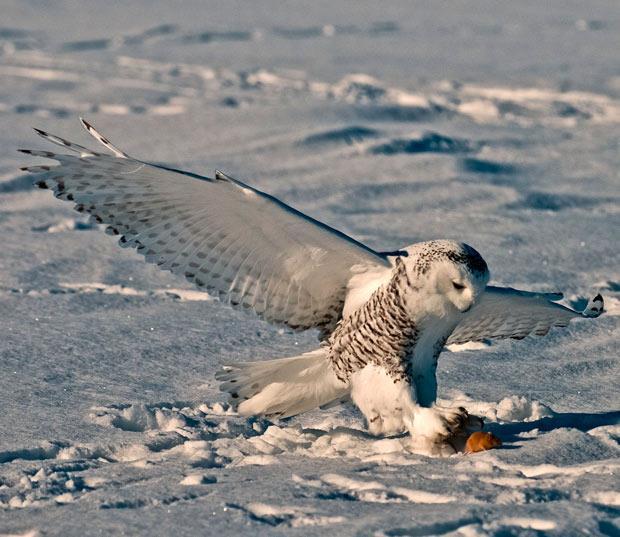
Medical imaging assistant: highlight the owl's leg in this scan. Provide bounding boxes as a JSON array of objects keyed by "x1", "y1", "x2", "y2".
[
  {"x1": 412, "y1": 366, "x2": 438, "y2": 408},
  {"x1": 350, "y1": 364, "x2": 417, "y2": 436},
  {"x1": 350, "y1": 364, "x2": 478, "y2": 451},
  {"x1": 411, "y1": 365, "x2": 482, "y2": 450}
]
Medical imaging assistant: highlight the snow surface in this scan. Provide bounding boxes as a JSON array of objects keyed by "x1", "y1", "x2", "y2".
[{"x1": 1, "y1": 1, "x2": 619, "y2": 535}]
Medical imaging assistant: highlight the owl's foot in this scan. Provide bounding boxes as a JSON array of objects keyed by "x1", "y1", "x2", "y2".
[
  {"x1": 412, "y1": 406, "x2": 475, "y2": 439},
  {"x1": 409, "y1": 406, "x2": 484, "y2": 455}
]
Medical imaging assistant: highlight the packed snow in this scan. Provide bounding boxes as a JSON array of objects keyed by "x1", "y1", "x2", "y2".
[{"x1": 1, "y1": 1, "x2": 618, "y2": 536}]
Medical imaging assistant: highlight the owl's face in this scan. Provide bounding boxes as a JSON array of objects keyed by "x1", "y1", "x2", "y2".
[
  {"x1": 400, "y1": 240, "x2": 490, "y2": 317},
  {"x1": 431, "y1": 258, "x2": 489, "y2": 313}
]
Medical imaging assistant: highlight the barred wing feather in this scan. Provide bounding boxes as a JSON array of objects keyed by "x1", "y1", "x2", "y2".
[
  {"x1": 20, "y1": 120, "x2": 390, "y2": 335},
  {"x1": 447, "y1": 286, "x2": 587, "y2": 345}
]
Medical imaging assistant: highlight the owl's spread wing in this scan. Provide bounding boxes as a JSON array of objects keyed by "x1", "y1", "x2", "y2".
[
  {"x1": 20, "y1": 119, "x2": 391, "y2": 335},
  {"x1": 446, "y1": 286, "x2": 603, "y2": 345}
]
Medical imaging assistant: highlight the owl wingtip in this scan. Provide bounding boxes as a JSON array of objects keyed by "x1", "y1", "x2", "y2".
[{"x1": 582, "y1": 293, "x2": 604, "y2": 318}]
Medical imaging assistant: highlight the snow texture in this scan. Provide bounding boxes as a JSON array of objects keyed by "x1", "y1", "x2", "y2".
[{"x1": 1, "y1": 1, "x2": 619, "y2": 536}]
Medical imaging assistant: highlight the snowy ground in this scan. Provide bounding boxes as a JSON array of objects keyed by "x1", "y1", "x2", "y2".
[{"x1": 1, "y1": 1, "x2": 619, "y2": 535}]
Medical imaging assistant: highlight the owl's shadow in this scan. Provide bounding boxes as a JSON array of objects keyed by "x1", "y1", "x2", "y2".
[{"x1": 485, "y1": 410, "x2": 620, "y2": 444}]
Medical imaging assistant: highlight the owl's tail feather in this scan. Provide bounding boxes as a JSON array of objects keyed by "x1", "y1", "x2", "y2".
[{"x1": 216, "y1": 349, "x2": 349, "y2": 419}]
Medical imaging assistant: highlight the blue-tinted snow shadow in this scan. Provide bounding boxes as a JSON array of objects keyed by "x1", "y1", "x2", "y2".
[
  {"x1": 299, "y1": 125, "x2": 382, "y2": 147},
  {"x1": 459, "y1": 157, "x2": 519, "y2": 176},
  {"x1": 0, "y1": 173, "x2": 33, "y2": 194},
  {"x1": 369, "y1": 132, "x2": 478, "y2": 154},
  {"x1": 486, "y1": 410, "x2": 620, "y2": 443},
  {"x1": 377, "y1": 518, "x2": 482, "y2": 537},
  {"x1": 505, "y1": 191, "x2": 615, "y2": 211}
]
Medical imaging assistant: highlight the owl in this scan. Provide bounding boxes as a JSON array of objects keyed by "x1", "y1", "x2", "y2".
[{"x1": 20, "y1": 120, "x2": 603, "y2": 452}]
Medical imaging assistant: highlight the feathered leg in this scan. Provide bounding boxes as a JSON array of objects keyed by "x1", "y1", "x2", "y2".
[{"x1": 350, "y1": 364, "x2": 480, "y2": 453}]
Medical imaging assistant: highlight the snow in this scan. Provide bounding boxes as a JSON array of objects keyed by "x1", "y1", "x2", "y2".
[{"x1": 1, "y1": 1, "x2": 619, "y2": 535}]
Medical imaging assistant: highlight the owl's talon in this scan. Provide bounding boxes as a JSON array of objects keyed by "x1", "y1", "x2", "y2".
[{"x1": 411, "y1": 405, "x2": 477, "y2": 446}]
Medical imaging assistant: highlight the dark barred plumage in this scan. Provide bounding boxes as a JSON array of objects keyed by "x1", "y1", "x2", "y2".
[
  {"x1": 327, "y1": 258, "x2": 418, "y2": 383},
  {"x1": 413, "y1": 242, "x2": 488, "y2": 277}
]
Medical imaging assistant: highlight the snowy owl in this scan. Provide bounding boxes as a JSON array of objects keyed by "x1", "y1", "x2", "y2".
[{"x1": 20, "y1": 120, "x2": 604, "y2": 451}]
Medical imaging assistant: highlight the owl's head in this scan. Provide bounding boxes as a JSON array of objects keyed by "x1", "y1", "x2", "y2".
[{"x1": 398, "y1": 240, "x2": 490, "y2": 315}]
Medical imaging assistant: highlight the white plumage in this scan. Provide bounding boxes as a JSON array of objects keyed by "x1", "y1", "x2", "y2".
[{"x1": 20, "y1": 120, "x2": 604, "y2": 451}]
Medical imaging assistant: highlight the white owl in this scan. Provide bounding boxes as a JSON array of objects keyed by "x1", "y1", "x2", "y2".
[{"x1": 20, "y1": 120, "x2": 604, "y2": 452}]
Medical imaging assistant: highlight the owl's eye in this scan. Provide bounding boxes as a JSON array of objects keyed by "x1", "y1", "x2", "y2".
[{"x1": 452, "y1": 281, "x2": 465, "y2": 291}]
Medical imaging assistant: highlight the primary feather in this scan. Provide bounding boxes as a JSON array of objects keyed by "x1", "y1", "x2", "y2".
[
  {"x1": 446, "y1": 286, "x2": 582, "y2": 344},
  {"x1": 21, "y1": 120, "x2": 390, "y2": 335}
]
